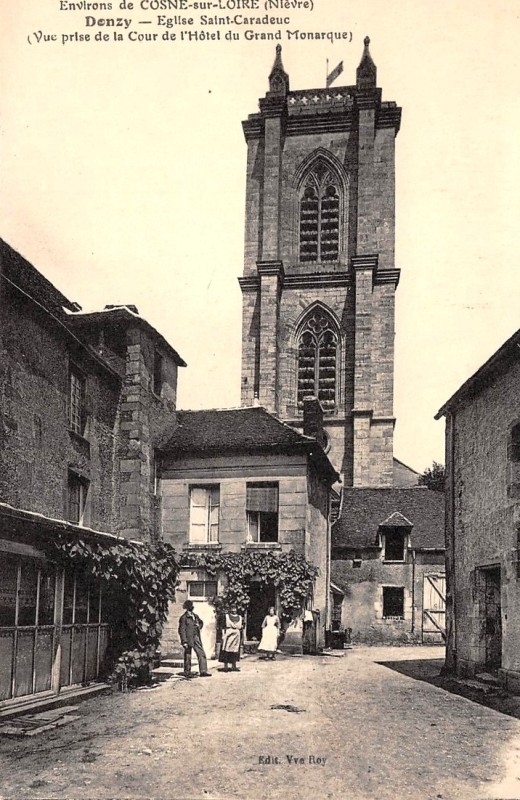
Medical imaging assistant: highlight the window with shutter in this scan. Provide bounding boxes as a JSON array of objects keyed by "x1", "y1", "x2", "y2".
[
  {"x1": 68, "y1": 472, "x2": 90, "y2": 526},
  {"x1": 189, "y1": 486, "x2": 220, "y2": 544},
  {"x1": 246, "y1": 483, "x2": 279, "y2": 543}
]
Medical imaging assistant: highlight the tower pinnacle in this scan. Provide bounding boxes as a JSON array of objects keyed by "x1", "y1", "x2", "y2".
[
  {"x1": 268, "y1": 44, "x2": 290, "y2": 95},
  {"x1": 356, "y1": 35, "x2": 377, "y2": 90}
]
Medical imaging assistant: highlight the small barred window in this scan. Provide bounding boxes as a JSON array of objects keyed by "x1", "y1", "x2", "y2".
[
  {"x1": 299, "y1": 163, "x2": 340, "y2": 263},
  {"x1": 297, "y1": 309, "x2": 337, "y2": 412}
]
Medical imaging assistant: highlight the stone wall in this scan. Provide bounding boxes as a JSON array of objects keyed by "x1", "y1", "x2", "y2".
[
  {"x1": 160, "y1": 455, "x2": 309, "y2": 553},
  {"x1": 116, "y1": 326, "x2": 178, "y2": 540},
  {"x1": 446, "y1": 358, "x2": 520, "y2": 678},
  {"x1": 0, "y1": 283, "x2": 120, "y2": 530},
  {"x1": 333, "y1": 551, "x2": 445, "y2": 644},
  {"x1": 0, "y1": 276, "x2": 179, "y2": 541}
]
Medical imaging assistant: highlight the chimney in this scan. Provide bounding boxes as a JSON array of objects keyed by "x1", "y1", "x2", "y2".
[{"x1": 303, "y1": 397, "x2": 326, "y2": 449}]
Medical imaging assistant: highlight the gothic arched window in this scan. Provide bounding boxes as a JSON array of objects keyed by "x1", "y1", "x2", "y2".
[
  {"x1": 297, "y1": 309, "x2": 338, "y2": 412},
  {"x1": 299, "y1": 163, "x2": 340, "y2": 263}
]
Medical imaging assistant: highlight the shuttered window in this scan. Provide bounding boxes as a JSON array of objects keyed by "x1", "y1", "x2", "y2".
[
  {"x1": 246, "y1": 483, "x2": 279, "y2": 543},
  {"x1": 68, "y1": 472, "x2": 90, "y2": 526},
  {"x1": 189, "y1": 486, "x2": 220, "y2": 544},
  {"x1": 246, "y1": 485, "x2": 279, "y2": 513}
]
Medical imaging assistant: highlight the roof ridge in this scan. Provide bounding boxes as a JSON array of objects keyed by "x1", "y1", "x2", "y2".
[{"x1": 178, "y1": 405, "x2": 261, "y2": 414}]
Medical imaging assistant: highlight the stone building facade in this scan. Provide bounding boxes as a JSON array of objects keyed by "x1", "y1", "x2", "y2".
[
  {"x1": 436, "y1": 329, "x2": 520, "y2": 690},
  {"x1": 0, "y1": 239, "x2": 184, "y2": 712},
  {"x1": 331, "y1": 488, "x2": 445, "y2": 644},
  {"x1": 239, "y1": 40, "x2": 401, "y2": 487},
  {"x1": 157, "y1": 402, "x2": 338, "y2": 657},
  {"x1": 0, "y1": 239, "x2": 184, "y2": 540}
]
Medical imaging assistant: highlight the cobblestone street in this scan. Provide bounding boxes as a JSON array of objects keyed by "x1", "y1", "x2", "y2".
[{"x1": 1, "y1": 646, "x2": 520, "y2": 800}]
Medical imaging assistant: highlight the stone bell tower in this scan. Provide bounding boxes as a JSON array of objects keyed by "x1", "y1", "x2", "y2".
[{"x1": 238, "y1": 40, "x2": 402, "y2": 487}]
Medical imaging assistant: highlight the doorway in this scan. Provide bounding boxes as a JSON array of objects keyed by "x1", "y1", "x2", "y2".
[
  {"x1": 246, "y1": 583, "x2": 275, "y2": 640},
  {"x1": 482, "y1": 567, "x2": 502, "y2": 671}
]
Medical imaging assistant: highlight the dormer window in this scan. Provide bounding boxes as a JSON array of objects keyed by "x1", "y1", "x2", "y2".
[{"x1": 383, "y1": 528, "x2": 407, "y2": 562}]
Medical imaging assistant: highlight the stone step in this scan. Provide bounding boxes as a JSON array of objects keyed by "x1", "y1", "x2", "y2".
[
  {"x1": 159, "y1": 659, "x2": 184, "y2": 669},
  {"x1": 152, "y1": 666, "x2": 179, "y2": 675},
  {"x1": 475, "y1": 672, "x2": 500, "y2": 686}
]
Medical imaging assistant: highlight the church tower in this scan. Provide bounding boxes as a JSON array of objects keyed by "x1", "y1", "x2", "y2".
[{"x1": 239, "y1": 40, "x2": 401, "y2": 487}]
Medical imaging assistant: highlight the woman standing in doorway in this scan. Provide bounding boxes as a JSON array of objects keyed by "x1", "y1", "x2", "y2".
[
  {"x1": 219, "y1": 606, "x2": 243, "y2": 672},
  {"x1": 258, "y1": 606, "x2": 280, "y2": 660}
]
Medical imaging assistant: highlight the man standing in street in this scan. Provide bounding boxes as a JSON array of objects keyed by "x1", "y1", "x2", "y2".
[{"x1": 178, "y1": 600, "x2": 212, "y2": 679}]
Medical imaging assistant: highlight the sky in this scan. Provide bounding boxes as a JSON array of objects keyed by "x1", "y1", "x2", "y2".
[{"x1": 1, "y1": 1, "x2": 519, "y2": 472}]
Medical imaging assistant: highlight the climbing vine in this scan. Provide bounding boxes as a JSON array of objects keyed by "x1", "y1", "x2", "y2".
[
  {"x1": 49, "y1": 533, "x2": 180, "y2": 686},
  {"x1": 180, "y1": 550, "x2": 318, "y2": 620},
  {"x1": 46, "y1": 536, "x2": 317, "y2": 686}
]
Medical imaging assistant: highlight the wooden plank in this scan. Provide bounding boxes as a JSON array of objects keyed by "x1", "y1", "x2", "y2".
[
  {"x1": 423, "y1": 610, "x2": 446, "y2": 638},
  {"x1": 425, "y1": 574, "x2": 446, "y2": 604},
  {"x1": 0, "y1": 540, "x2": 46, "y2": 560}
]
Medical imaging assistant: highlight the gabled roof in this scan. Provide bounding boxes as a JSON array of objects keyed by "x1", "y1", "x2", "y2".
[
  {"x1": 1, "y1": 238, "x2": 78, "y2": 316},
  {"x1": 436, "y1": 327, "x2": 520, "y2": 418},
  {"x1": 1, "y1": 238, "x2": 186, "y2": 368},
  {"x1": 65, "y1": 307, "x2": 186, "y2": 367},
  {"x1": 158, "y1": 406, "x2": 339, "y2": 483},
  {"x1": 380, "y1": 511, "x2": 413, "y2": 528},
  {"x1": 332, "y1": 487, "x2": 445, "y2": 550}
]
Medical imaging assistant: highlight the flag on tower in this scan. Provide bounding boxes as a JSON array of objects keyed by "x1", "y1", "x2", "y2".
[{"x1": 326, "y1": 61, "x2": 344, "y2": 88}]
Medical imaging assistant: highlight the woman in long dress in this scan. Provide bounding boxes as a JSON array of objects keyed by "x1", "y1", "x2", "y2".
[
  {"x1": 258, "y1": 606, "x2": 280, "y2": 660},
  {"x1": 219, "y1": 606, "x2": 243, "y2": 672}
]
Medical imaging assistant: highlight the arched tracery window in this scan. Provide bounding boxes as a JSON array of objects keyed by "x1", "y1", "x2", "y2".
[
  {"x1": 297, "y1": 308, "x2": 337, "y2": 412},
  {"x1": 299, "y1": 162, "x2": 340, "y2": 263}
]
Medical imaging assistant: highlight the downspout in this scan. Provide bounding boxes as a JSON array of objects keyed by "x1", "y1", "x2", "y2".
[
  {"x1": 441, "y1": 409, "x2": 456, "y2": 674},
  {"x1": 411, "y1": 547, "x2": 416, "y2": 636},
  {"x1": 449, "y1": 410, "x2": 457, "y2": 671}
]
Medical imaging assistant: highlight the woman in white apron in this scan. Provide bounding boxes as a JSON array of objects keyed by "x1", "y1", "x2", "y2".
[
  {"x1": 219, "y1": 606, "x2": 243, "y2": 672},
  {"x1": 258, "y1": 606, "x2": 280, "y2": 660}
]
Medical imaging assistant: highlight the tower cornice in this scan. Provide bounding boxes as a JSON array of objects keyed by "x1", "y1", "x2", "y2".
[
  {"x1": 257, "y1": 259, "x2": 285, "y2": 281},
  {"x1": 352, "y1": 254, "x2": 379, "y2": 272},
  {"x1": 374, "y1": 268, "x2": 400, "y2": 288}
]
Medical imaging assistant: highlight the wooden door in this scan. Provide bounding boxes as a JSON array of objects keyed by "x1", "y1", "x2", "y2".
[
  {"x1": 484, "y1": 567, "x2": 502, "y2": 670},
  {"x1": 422, "y1": 574, "x2": 446, "y2": 643}
]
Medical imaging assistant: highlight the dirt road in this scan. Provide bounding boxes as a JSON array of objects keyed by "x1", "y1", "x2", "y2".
[{"x1": 1, "y1": 646, "x2": 520, "y2": 800}]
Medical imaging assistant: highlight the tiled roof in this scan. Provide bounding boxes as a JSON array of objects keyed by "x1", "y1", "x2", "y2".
[
  {"x1": 159, "y1": 407, "x2": 339, "y2": 483},
  {"x1": 66, "y1": 308, "x2": 186, "y2": 367},
  {"x1": 333, "y1": 487, "x2": 445, "y2": 551},
  {"x1": 160, "y1": 407, "x2": 313, "y2": 453},
  {"x1": 380, "y1": 511, "x2": 413, "y2": 528},
  {"x1": 1, "y1": 239, "x2": 186, "y2": 368},
  {"x1": 1, "y1": 238, "x2": 77, "y2": 316}
]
